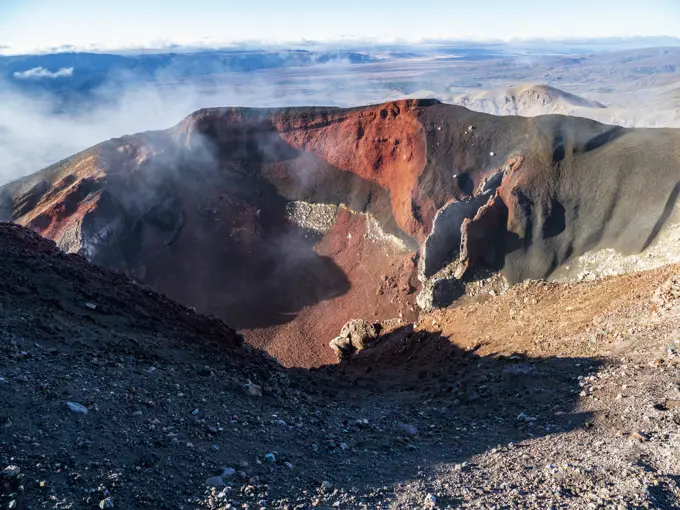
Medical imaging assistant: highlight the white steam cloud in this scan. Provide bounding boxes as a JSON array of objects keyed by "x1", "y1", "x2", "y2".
[
  {"x1": 13, "y1": 67, "x2": 75, "y2": 79},
  {"x1": 0, "y1": 82, "x2": 227, "y2": 183},
  {"x1": 0, "y1": 61, "x2": 389, "y2": 185}
]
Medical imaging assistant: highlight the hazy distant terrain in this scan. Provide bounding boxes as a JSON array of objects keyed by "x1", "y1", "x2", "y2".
[
  {"x1": 1, "y1": 41, "x2": 680, "y2": 183},
  {"x1": 429, "y1": 83, "x2": 680, "y2": 128}
]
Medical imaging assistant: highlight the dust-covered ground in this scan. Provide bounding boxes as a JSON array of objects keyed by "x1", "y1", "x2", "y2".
[{"x1": 1, "y1": 222, "x2": 680, "y2": 509}]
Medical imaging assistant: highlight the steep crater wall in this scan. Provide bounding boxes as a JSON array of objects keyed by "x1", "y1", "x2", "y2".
[{"x1": 2, "y1": 101, "x2": 680, "y2": 365}]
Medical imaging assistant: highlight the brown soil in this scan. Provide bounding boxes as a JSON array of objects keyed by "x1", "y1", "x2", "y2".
[
  {"x1": 245, "y1": 208, "x2": 419, "y2": 367},
  {"x1": 422, "y1": 268, "x2": 679, "y2": 359}
]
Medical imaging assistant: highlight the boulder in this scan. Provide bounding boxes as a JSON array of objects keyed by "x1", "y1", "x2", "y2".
[{"x1": 329, "y1": 319, "x2": 380, "y2": 360}]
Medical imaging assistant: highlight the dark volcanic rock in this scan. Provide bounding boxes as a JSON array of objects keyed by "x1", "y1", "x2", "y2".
[{"x1": 1, "y1": 100, "x2": 680, "y2": 363}]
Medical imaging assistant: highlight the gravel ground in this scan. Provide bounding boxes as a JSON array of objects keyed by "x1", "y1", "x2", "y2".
[{"x1": 1, "y1": 223, "x2": 679, "y2": 509}]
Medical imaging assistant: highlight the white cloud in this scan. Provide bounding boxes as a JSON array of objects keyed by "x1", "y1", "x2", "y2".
[
  {"x1": 0, "y1": 57, "x2": 388, "y2": 185},
  {"x1": 13, "y1": 67, "x2": 74, "y2": 79}
]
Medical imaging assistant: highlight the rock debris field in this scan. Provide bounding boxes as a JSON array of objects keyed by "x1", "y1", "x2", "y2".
[{"x1": 0, "y1": 222, "x2": 679, "y2": 509}]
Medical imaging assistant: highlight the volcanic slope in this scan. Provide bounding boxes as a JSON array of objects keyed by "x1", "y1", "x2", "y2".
[
  {"x1": 2, "y1": 99, "x2": 680, "y2": 366},
  {"x1": 1, "y1": 222, "x2": 680, "y2": 509},
  {"x1": 447, "y1": 83, "x2": 680, "y2": 128},
  {"x1": 451, "y1": 84, "x2": 607, "y2": 117}
]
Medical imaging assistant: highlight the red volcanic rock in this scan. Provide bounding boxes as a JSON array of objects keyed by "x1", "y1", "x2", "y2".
[
  {"x1": 275, "y1": 100, "x2": 430, "y2": 240},
  {"x1": 2, "y1": 101, "x2": 680, "y2": 365}
]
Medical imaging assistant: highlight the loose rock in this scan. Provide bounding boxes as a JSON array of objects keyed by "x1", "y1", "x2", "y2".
[
  {"x1": 329, "y1": 319, "x2": 379, "y2": 360},
  {"x1": 424, "y1": 493, "x2": 437, "y2": 508},
  {"x1": 205, "y1": 476, "x2": 227, "y2": 488},
  {"x1": 244, "y1": 381, "x2": 263, "y2": 397},
  {"x1": 66, "y1": 402, "x2": 88, "y2": 414},
  {"x1": 0, "y1": 466, "x2": 20, "y2": 479},
  {"x1": 99, "y1": 497, "x2": 114, "y2": 509}
]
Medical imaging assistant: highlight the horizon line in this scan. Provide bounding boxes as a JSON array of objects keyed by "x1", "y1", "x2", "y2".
[{"x1": 2, "y1": 34, "x2": 680, "y2": 57}]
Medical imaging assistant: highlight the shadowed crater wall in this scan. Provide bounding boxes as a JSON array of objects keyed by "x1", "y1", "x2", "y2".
[{"x1": 1, "y1": 100, "x2": 680, "y2": 364}]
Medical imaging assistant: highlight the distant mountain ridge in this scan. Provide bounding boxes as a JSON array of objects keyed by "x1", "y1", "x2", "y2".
[
  {"x1": 0, "y1": 49, "x2": 377, "y2": 100},
  {"x1": 451, "y1": 84, "x2": 607, "y2": 116},
  {"x1": 394, "y1": 83, "x2": 680, "y2": 128}
]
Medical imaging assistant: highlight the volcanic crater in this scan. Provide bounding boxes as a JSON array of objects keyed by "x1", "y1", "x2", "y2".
[{"x1": 2, "y1": 99, "x2": 680, "y2": 366}]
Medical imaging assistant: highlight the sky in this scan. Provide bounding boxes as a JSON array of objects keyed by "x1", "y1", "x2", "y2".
[{"x1": 1, "y1": 0, "x2": 679, "y2": 54}]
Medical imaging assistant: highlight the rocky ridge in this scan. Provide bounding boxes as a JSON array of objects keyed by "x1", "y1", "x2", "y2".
[{"x1": 2, "y1": 100, "x2": 680, "y2": 367}]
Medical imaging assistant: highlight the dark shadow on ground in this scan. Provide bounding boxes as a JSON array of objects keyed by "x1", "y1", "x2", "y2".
[
  {"x1": 95, "y1": 121, "x2": 415, "y2": 330},
  {"x1": 0, "y1": 228, "x2": 607, "y2": 508},
  {"x1": 127, "y1": 172, "x2": 353, "y2": 329},
  {"x1": 297, "y1": 325, "x2": 602, "y2": 496},
  {"x1": 642, "y1": 181, "x2": 680, "y2": 251}
]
